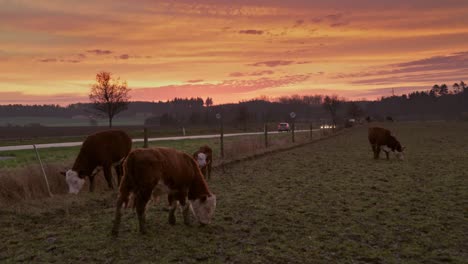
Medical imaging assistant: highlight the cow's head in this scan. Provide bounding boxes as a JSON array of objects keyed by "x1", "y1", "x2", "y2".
[
  {"x1": 395, "y1": 145, "x2": 405, "y2": 160},
  {"x1": 389, "y1": 136, "x2": 405, "y2": 161},
  {"x1": 60, "y1": 169, "x2": 85, "y2": 194},
  {"x1": 191, "y1": 194, "x2": 216, "y2": 225},
  {"x1": 196, "y1": 152, "x2": 208, "y2": 168}
]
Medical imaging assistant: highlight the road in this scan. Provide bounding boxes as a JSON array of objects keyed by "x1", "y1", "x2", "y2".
[{"x1": 0, "y1": 129, "x2": 319, "y2": 152}]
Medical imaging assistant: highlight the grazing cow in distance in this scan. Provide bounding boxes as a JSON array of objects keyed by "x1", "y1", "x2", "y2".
[
  {"x1": 368, "y1": 127, "x2": 405, "y2": 160},
  {"x1": 386, "y1": 116, "x2": 394, "y2": 122},
  {"x1": 61, "y1": 130, "x2": 132, "y2": 194},
  {"x1": 193, "y1": 145, "x2": 213, "y2": 179},
  {"x1": 111, "y1": 147, "x2": 216, "y2": 236}
]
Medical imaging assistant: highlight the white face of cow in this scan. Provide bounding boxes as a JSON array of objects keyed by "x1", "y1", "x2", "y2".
[
  {"x1": 395, "y1": 151, "x2": 404, "y2": 161},
  {"x1": 191, "y1": 195, "x2": 216, "y2": 225},
  {"x1": 196, "y1": 153, "x2": 207, "y2": 168},
  {"x1": 65, "y1": 169, "x2": 85, "y2": 194}
]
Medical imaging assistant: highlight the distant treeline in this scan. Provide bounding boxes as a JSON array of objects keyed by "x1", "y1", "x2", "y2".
[{"x1": 1, "y1": 82, "x2": 467, "y2": 127}]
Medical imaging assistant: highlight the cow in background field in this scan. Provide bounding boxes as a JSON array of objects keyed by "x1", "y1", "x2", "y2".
[
  {"x1": 61, "y1": 130, "x2": 132, "y2": 194},
  {"x1": 368, "y1": 127, "x2": 405, "y2": 160},
  {"x1": 193, "y1": 145, "x2": 213, "y2": 179},
  {"x1": 111, "y1": 147, "x2": 216, "y2": 236}
]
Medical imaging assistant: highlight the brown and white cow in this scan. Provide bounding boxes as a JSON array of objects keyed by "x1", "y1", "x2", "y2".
[
  {"x1": 111, "y1": 147, "x2": 216, "y2": 236},
  {"x1": 368, "y1": 127, "x2": 405, "y2": 160},
  {"x1": 62, "y1": 129, "x2": 132, "y2": 194},
  {"x1": 193, "y1": 145, "x2": 213, "y2": 179}
]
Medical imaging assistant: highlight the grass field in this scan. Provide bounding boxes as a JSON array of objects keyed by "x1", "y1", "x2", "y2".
[
  {"x1": 0, "y1": 116, "x2": 148, "y2": 127},
  {"x1": 0, "y1": 122, "x2": 466, "y2": 263}
]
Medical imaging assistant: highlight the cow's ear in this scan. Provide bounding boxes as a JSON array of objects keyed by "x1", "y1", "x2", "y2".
[
  {"x1": 60, "y1": 171, "x2": 66, "y2": 176},
  {"x1": 200, "y1": 196, "x2": 207, "y2": 203}
]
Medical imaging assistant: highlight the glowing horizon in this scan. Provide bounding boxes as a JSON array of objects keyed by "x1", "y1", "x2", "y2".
[{"x1": 1, "y1": 0, "x2": 467, "y2": 105}]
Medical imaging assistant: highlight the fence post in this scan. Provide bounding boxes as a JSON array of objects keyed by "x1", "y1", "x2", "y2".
[
  {"x1": 264, "y1": 123, "x2": 268, "y2": 148},
  {"x1": 33, "y1": 145, "x2": 52, "y2": 197},
  {"x1": 143, "y1": 127, "x2": 148, "y2": 148},
  {"x1": 309, "y1": 123, "x2": 313, "y2": 141},
  {"x1": 292, "y1": 121, "x2": 295, "y2": 143},
  {"x1": 220, "y1": 117, "x2": 224, "y2": 158}
]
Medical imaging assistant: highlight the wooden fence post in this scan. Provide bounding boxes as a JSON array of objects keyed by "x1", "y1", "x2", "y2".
[
  {"x1": 33, "y1": 145, "x2": 52, "y2": 197},
  {"x1": 220, "y1": 118, "x2": 224, "y2": 158},
  {"x1": 309, "y1": 123, "x2": 313, "y2": 141},
  {"x1": 292, "y1": 121, "x2": 295, "y2": 143},
  {"x1": 143, "y1": 127, "x2": 148, "y2": 148}
]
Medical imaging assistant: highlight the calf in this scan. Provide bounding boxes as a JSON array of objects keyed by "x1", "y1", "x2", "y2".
[
  {"x1": 111, "y1": 147, "x2": 216, "y2": 236},
  {"x1": 62, "y1": 130, "x2": 132, "y2": 194},
  {"x1": 368, "y1": 127, "x2": 405, "y2": 160},
  {"x1": 193, "y1": 145, "x2": 213, "y2": 179}
]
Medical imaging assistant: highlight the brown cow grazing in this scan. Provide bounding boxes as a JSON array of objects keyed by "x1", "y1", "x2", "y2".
[
  {"x1": 193, "y1": 145, "x2": 213, "y2": 179},
  {"x1": 111, "y1": 147, "x2": 216, "y2": 236},
  {"x1": 368, "y1": 127, "x2": 405, "y2": 160},
  {"x1": 62, "y1": 130, "x2": 132, "y2": 194}
]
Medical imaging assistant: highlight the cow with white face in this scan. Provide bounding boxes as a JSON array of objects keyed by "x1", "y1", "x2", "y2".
[
  {"x1": 61, "y1": 130, "x2": 132, "y2": 194},
  {"x1": 111, "y1": 147, "x2": 217, "y2": 236},
  {"x1": 193, "y1": 145, "x2": 213, "y2": 179},
  {"x1": 369, "y1": 127, "x2": 405, "y2": 160}
]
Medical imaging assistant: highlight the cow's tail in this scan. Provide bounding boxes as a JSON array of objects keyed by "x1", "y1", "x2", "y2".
[{"x1": 117, "y1": 153, "x2": 136, "y2": 209}]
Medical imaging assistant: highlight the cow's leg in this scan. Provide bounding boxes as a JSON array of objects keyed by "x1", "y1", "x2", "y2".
[
  {"x1": 103, "y1": 165, "x2": 114, "y2": 189},
  {"x1": 111, "y1": 194, "x2": 125, "y2": 237},
  {"x1": 114, "y1": 163, "x2": 123, "y2": 187},
  {"x1": 89, "y1": 175, "x2": 95, "y2": 192},
  {"x1": 384, "y1": 151, "x2": 390, "y2": 160},
  {"x1": 135, "y1": 189, "x2": 152, "y2": 234},
  {"x1": 177, "y1": 190, "x2": 193, "y2": 226},
  {"x1": 372, "y1": 145, "x2": 381, "y2": 159},
  {"x1": 168, "y1": 193, "x2": 178, "y2": 225}
]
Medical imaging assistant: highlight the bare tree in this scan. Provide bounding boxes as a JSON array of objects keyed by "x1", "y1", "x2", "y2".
[
  {"x1": 322, "y1": 95, "x2": 342, "y2": 126},
  {"x1": 89, "y1": 71, "x2": 131, "y2": 128},
  {"x1": 205, "y1": 97, "x2": 213, "y2": 107}
]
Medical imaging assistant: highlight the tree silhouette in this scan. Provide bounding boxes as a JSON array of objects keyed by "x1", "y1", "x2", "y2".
[
  {"x1": 205, "y1": 97, "x2": 214, "y2": 107},
  {"x1": 89, "y1": 71, "x2": 131, "y2": 128},
  {"x1": 322, "y1": 95, "x2": 342, "y2": 126}
]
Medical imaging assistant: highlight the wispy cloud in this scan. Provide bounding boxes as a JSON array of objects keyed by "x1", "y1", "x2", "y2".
[
  {"x1": 131, "y1": 74, "x2": 311, "y2": 101},
  {"x1": 186, "y1": 79, "x2": 204, "y2": 83},
  {"x1": 229, "y1": 70, "x2": 274, "y2": 77},
  {"x1": 239, "y1": 29, "x2": 264, "y2": 35},
  {"x1": 86, "y1": 49, "x2": 113, "y2": 55},
  {"x1": 0, "y1": 91, "x2": 88, "y2": 105}
]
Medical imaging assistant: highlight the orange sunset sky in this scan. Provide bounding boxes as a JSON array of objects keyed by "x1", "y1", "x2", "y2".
[{"x1": 0, "y1": 0, "x2": 467, "y2": 105}]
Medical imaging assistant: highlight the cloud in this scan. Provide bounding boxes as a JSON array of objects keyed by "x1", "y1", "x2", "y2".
[
  {"x1": 229, "y1": 70, "x2": 274, "y2": 77},
  {"x1": 38, "y1": 58, "x2": 57, "y2": 63},
  {"x1": 118, "y1": 54, "x2": 130, "y2": 60},
  {"x1": 186, "y1": 79, "x2": 204, "y2": 83},
  {"x1": 0, "y1": 91, "x2": 88, "y2": 105},
  {"x1": 248, "y1": 60, "x2": 295, "y2": 67},
  {"x1": 131, "y1": 74, "x2": 311, "y2": 101},
  {"x1": 248, "y1": 60, "x2": 311, "y2": 67},
  {"x1": 335, "y1": 51, "x2": 468, "y2": 85},
  {"x1": 239, "y1": 29, "x2": 264, "y2": 35},
  {"x1": 86, "y1": 49, "x2": 113, "y2": 55}
]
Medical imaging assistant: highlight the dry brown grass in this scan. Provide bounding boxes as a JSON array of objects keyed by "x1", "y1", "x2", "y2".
[{"x1": 0, "y1": 162, "x2": 115, "y2": 205}]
